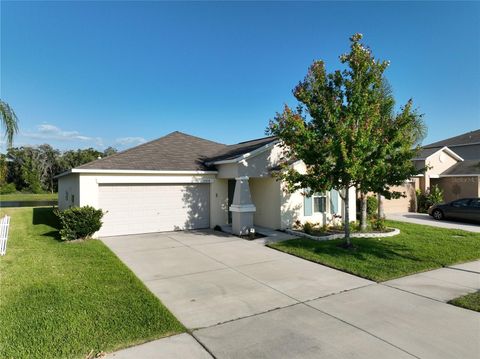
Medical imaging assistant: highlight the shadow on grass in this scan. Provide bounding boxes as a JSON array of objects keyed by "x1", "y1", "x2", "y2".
[
  {"x1": 278, "y1": 238, "x2": 421, "y2": 263},
  {"x1": 32, "y1": 207, "x2": 61, "y2": 241}
]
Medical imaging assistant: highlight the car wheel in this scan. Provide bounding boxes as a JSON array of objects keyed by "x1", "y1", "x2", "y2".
[{"x1": 432, "y1": 209, "x2": 443, "y2": 220}]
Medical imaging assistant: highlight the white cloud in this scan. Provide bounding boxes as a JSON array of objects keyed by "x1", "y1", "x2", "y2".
[
  {"x1": 21, "y1": 123, "x2": 104, "y2": 147},
  {"x1": 115, "y1": 137, "x2": 146, "y2": 146}
]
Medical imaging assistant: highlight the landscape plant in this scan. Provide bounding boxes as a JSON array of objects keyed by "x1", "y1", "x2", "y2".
[
  {"x1": 55, "y1": 206, "x2": 105, "y2": 241},
  {"x1": 268, "y1": 33, "x2": 425, "y2": 247}
]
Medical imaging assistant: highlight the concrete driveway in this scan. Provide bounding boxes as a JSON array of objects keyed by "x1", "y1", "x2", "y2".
[
  {"x1": 103, "y1": 230, "x2": 480, "y2": 359},
  {"x1": 387, "y1": 212, "x2": 480, "y2": 232}
]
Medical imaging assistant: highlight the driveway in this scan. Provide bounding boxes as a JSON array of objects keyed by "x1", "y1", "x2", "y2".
[
  {"x1": 104, "y1": 230, "x2": 480, "y2": 359},
  {"x1": 387, "y1": 212, "x2": 480, "y2": 232}
]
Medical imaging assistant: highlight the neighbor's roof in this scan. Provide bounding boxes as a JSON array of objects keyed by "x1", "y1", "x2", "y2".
[
  {"x1": 424, "y1": 129, "x2": 480, "y2": 148},
  {"x1": 76, "y1": 131, "x2": 227, "y2": 171},
  {"x1": 440, "y1": 160, "x2": 480, "y2": 176},
  {"x1": 73, "y1": 131, "x2": 278, "y2": 172},
  {"x1": 413, "y1": 146, "x2": 463, "y2": 161}
]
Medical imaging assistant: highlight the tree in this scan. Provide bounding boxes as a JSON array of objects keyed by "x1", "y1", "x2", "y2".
[
  {"x1": 37, "y1": 144, "x2": 61, "y2": 193},
  {"x1": 0, "y1": 100, "x2": 19, "y2": 148},
  {"x1": 103, "y1": 146, "x2": 118, "y2": 157},
  {"x1": 268, "y1": 33, "x2": 423, "y2": 247}
]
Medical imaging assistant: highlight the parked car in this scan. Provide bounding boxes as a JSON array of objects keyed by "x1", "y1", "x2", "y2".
[{"x1": 428, "y1": 198, "x2": 480, "y2": 222}]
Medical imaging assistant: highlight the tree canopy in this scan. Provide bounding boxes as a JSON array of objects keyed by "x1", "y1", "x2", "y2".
[
  {"x1": 267, "y1": 33, "x2": 425, "y2": 245},
  {"x1": 1, "y1": 145, "x2": 117, "y2": 194}
]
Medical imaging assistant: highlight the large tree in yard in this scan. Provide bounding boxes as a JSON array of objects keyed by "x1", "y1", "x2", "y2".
[{"x1": 268, "y1": 33, "x2": 424, "y2": 246}]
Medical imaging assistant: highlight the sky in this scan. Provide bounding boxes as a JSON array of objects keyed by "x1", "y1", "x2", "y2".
[{"x1": 1, "y1": 1, "x2": 479, "y2": 152}]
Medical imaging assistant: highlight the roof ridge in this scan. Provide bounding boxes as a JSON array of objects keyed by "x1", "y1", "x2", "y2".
[
  {"x1": 424, "y1": 129, "x2": 480, "y2": 148},
  {"x1": 232, "y1": 135, "x2": 277, "y2": 146},
  {"x1": 172, "y1": 131, "x2": 226, "y2": 147},
  {"x1": 75, "y1": 131, "x2": 225, "y2": 170}
]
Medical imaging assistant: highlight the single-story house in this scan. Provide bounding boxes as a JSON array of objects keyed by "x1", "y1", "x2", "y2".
[
  {"x1": 56, "y1": 131, "x2": 355, "y2": 237},
  {"x1": 382, "y1": 129, "x2": 480, "y2": 213}
]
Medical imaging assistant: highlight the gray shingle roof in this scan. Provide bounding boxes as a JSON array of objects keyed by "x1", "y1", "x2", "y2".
[
  {"x1": 424, "y1": 129, "x2": 480, "y2": 148},
  {"x1": 414, "y1": 147, "x2": 443, "y2": 160},
  {"x1": 77, "y1": 131, "x2": 227, "y2": 171},
  {"x1": 206, "y1": 136, "x2": 277, "y2": 163},
  {"x1": 441, "y1": 160, "x2": 480, "y2": 176},
  {"x1": 75, "y1": 132, "x2": 277, "y2": 171}
]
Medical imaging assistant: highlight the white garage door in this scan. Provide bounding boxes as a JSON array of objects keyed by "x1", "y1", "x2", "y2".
[{"x1": 98, "y1": 183, "x2": 210, "y2": 237}]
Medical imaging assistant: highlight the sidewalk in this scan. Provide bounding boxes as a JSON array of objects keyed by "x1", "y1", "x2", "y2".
[{"x1": 384, "y1": 260, "x2": 480, "y2": 302}]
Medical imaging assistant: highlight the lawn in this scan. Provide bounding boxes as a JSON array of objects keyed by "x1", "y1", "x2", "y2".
[
  {"x1": 449, "y1": 291, "x2": 480, "y2": 312},
  {"x1": 270, "y1": 220, "x2": 480, "y2": 282},
  {"x1": 0, "y1": 207, "x2": 184, "y2": 358},
  {"x1": 0, "y1": 192, "x2": 58, "y2": 201}
]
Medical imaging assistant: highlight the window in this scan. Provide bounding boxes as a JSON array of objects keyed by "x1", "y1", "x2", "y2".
[
  {"x1": 469, "y1": 199, "x2": 480, "y2": 208},
  {"x1": 71, "y1": 194, "x2": 75, "y2": 203},
  {"x1": 451, "y1": 199, "x2": 470, "y2": 208},
  {"x1": 313, "y1": 192, "x2": 326, "y2": 213},
  {"x1": 65, "y1": 191, "x2": 69, "y2": 201}
]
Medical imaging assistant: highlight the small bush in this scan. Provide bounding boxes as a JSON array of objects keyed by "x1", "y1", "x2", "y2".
[
  {"x1": 303, "y1": 221, "x2": 315, "y2": 235},
  {"x1": 0, "y1": 183, "x2": 16, "y2": 194},
  {"x1": 366, "y1": 196, "x2": 378, "y2": 218},
  {"x1": 417, "y1": 185, "x2": 444, "y2": 213},
  {"x1": 371, "y1": 217, "x2": 386, "y2": 231},
  {"x1": 55, "y1": 206, "x2": 104, "y2": 241}
]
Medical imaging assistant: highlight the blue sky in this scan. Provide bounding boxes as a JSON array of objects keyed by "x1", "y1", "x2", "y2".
[{"x1": 1, "y1": 1, "x2": 479, "y2": 151}]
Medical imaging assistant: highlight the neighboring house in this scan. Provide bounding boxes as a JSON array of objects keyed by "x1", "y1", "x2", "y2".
[
  {"x1": 382, "y1": 129, "x2": 480, "y2": 213},
  {"x1": 56, "y1": 131, "x2": 355, "y2": 237}
]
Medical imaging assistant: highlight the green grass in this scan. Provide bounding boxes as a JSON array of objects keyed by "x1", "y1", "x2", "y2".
[
  {"x1": 0, "y1": 207, "x2": 184, "y2": 358},
  {"x1": 270, "y1": 220, "x2": 480, "y2": 282},
  {"x1": 0, "y1": 192, "x2": 58, "y2": 201},
  {"x1": 449, "y1": 291, "x2": 480, "y2": 312}
]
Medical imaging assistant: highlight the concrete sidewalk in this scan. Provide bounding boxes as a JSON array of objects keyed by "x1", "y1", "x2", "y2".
[
  {"x1": 387, "y1": 213, "x2": 480, "y2": 232},
  {"x1": 384, "y1": 261, "x2": 480, "y2": 302}
]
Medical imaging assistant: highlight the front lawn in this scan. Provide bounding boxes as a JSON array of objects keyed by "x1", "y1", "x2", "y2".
[
  {"x1": 270, "y1": 220, "x2": 480, "y2": 282},
  {"x1": 0, "y1": 192, "x2": 57, "y2": 201},
  {"x1": 448, "y1": 291, "x2": 480, "y2": 312},
  {"x1": 0, "y1": 207, "x2": 184, "y2": 358}
]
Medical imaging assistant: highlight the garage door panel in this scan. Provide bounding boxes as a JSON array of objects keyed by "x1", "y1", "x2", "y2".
[{"x1": 98, "y1": 184, "x2": 210, "y2": 236}]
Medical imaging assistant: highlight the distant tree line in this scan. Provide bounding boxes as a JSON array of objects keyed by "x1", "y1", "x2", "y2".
[{"x1": 0, "y1": 145, "x2": 117, "y2": 194}]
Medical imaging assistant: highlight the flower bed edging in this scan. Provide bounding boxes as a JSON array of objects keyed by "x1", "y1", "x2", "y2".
[{"x1": 285, "y1": 227, "x2": 400, "y2": 241}]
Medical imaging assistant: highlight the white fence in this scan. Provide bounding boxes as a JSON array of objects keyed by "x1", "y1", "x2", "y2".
[{"x1": 0, "y1": 215, "x2": 11, "y2": 256}]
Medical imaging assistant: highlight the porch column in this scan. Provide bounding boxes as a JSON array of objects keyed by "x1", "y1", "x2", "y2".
[{"x1": 229, "y1": 176, "x2": 256, "y2": 236}]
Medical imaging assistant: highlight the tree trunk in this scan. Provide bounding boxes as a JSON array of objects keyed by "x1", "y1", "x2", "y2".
[
  {"x1": 360, "y1": 192, "x2": 367, "y2": 231},
  {"x1": 377, "y1": 193, "x2": 385, "y2": 219},
  {"x1": 344, "y1": 188, "x2": 351, "y2": 247}
]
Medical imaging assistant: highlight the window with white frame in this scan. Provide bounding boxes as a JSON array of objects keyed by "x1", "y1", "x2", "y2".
[{"x1": 312, "y1": 192, "x2": 327, "y2": 213}]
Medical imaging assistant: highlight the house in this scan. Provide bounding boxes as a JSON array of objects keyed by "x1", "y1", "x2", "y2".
[
  {"x1": 382, "y1": 129, "x2": 480, "y2": 213},
  {"x1": 56, "y1": 131, "x2": 355, "y2": 237}
]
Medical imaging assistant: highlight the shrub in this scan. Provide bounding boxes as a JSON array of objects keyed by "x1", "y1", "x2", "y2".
[
  {"x1": 303, "y1": 221, "x2": 315, "y2": 235},
  {"x1": 371, "y1": 217, "x2": 386, "y2": 231},
  {"x1": 417, "y1": 185, "x2": 444, "y2": 213},
  {"x1": 55, "y1": 206, "x2": 104, "y2": 241},
  {"x1": 0, "y1": 183, "x2": 16, "y2": 194},
  {"x1": 366, "y1": 196, "x2": 378, "y2": 218}
]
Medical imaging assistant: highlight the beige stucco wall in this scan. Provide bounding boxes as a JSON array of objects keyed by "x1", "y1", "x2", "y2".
[
  {"x1": 249, "y1": 177, "x2": 282, "y2": 229},
  {"x1": 432, "y1": 176, "x2": 480, "y2": 202},
  {"x1": 426, "y1": 151, "x2": 459, "y2": 176},
  {"x1": 209, "y1": 178, "x2": 228, "y2": 228},
  {"x1": 416, "y1": 150, "x2": 460, "y2": 192},
  {"x1": 217, "y1": 143, "x2": 284, "y2": 179},
  {"x1": 57, "y1": 173, "x2": 80, "y2": 210},
  {"x1": 382, "y1": 182, "x2": 417, "y2": 214},
  {"x1": 278, "y1": 161, "x2": 355, "y2": 229}
]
